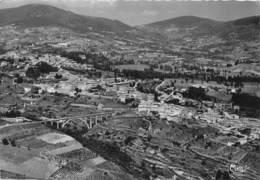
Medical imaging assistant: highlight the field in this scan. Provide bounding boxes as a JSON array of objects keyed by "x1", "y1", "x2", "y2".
[
  {"x1": 0, "y1": 145, "x2": 39, "y2": 164},
  {"x1": 242, "y1": 82, "x2": 260, "y2": 97},
  {"x1": 116, "y1": 64, "x2": 150, "y2": 71},
  {"x1": 0, "y1": 124, "x2": 87, "y2": 179},
  {"x1": 48, "y1": 142, "x2": 83, "y2": 155},
  {"x1": 0, "y1": 143, "x2": 59, "y2": 179},
  {"x1": 0, "y1": 157, "x2": 59, "y2": 179},
  {"x1": 37, "y1": 132, "x2": 75, "y2": 144}
]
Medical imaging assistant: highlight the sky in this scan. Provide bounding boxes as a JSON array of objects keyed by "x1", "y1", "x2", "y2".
[{"x1": 0, "y1": 0, "x2": 259, "y2": 25}]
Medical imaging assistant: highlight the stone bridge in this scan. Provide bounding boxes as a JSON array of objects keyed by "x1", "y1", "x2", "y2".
[{"x1": 42, "y1": 112, "x2": 112, "y2": 130}]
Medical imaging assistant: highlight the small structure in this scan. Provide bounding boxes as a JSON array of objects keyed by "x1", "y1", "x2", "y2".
[{"x1": 97, "y1": 103, "x2": 104, "y2": 111}]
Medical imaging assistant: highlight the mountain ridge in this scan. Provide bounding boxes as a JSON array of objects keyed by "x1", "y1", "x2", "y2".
[
  {"x1": 0, "y1": 4, "x2": 259, "y2": 41},
  {"x1": 144, "y1": 16, "x2": 221, "y2": 28},
  {"x1": 144, "y1": 15, "x2": 260, "y2": 27},
  {"x1": 142, "y1": 15, "x2": 260, "y2": 40},
  {"x1": 0, "y1": 4, "x2": 134, "y2": 34}
]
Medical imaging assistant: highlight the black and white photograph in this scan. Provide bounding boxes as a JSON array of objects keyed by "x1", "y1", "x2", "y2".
[{"x1": 0, "y1": 0, "x2": 259, "y2": 179}]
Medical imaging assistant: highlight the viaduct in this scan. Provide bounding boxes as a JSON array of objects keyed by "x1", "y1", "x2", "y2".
[
  {"x1": 0, "y1": 112, "x2": 112, "y2": 130},
  {"x1": 41, "y1": 112, "x2": 112, "y2": 130}
]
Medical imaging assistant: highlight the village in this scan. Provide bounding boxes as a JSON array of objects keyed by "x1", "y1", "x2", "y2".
[{"x1": 0, "y1": 9, "x2": 259, "y2": 180}]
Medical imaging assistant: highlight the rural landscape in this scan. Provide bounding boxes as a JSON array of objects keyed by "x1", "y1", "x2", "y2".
[{"x1": 0, "y1": 1, "x2": 260, "y2": 180}]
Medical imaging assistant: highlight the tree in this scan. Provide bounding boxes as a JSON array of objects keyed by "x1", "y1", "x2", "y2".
[
  {"x1": 55, "y1": 73, "x2": 62, "y2": 79},
  {"x1": 2, "y1": 138, "x2": 9, "y2": 145},
  {"x1": 74, "y1": 87, "x2": 82, "y2": 96},
  {"x1": 14, "y1": 76, "x2": 23, "y2": 84},
  {"x1": 160, "y1": 65, "x2": 163, "y2": 70},
  {"x1": 26, "y1": 67, "x2": 41, "y2": 79},
  {"x1": 10, "y1": 139, "x2": 16, "y2": 147},
  {"x1": 222, "y1": 171, "x2": 230, "y2": 180},
  {"x1": 154, "y1": 92, "x2": 160, "y2": 102},
  {"x1": 183, "y1": 86, "x2": 210, "y2": 101}
]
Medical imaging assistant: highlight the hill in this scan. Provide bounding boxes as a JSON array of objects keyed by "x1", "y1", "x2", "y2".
[
  {"x1": 0, "y1": 4, "x2": 133, "y2": 34},
  {"x1": 142, "y1": 15, "x2": 260, "y2": 40},
  {"x1": 0, "y1": 4, "x2": 258, "y2": 42},
  {"x1": 145, "y1": 16, "x2": 220, "y2": 29},
  {"x1": 218, "y1": 16, "x2": 260, "y2": 40}
]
